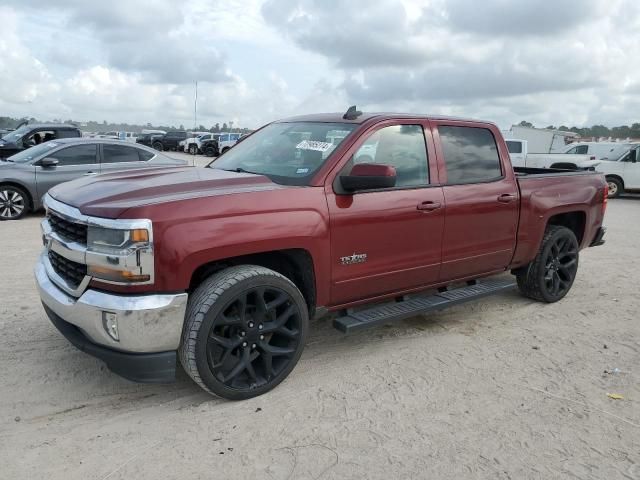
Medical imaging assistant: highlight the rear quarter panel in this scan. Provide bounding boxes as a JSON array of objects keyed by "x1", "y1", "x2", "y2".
[{"x1": 511, "y1": 173, "x2": 607, "y2": 268}]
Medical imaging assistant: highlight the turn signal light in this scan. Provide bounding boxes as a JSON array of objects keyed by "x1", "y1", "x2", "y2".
[
  {"x1": 89, "y1": 265, "x2": 150, "y2": 283},
  {"x1": 130, "y1": 229, "x2": 149, "y2": 243}
]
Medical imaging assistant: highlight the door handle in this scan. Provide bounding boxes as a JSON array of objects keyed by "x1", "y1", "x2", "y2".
[
  {"x1": 417, "y1": 201, "x2": 442, "y2": 211},
  {"x1": 497, "y1": 194, "x2": 517, "y2": 203}
]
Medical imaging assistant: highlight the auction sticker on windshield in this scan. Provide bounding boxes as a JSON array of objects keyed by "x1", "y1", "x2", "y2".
[{"x1": 296, "y1": 140, "x2": 333, "y2": 152}]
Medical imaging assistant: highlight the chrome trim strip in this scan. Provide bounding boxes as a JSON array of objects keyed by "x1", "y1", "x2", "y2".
[
  {"x1": 42, "y1": 219, "x2": 86, "y2": 264},
  {"x1": 41, "y1": 249, "x2": 91, "y2": 297}
]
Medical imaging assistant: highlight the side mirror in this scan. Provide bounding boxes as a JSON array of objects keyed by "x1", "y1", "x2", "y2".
[
  {"x1": 39, "y1": 157, "x2": 59, "y2": 168},
  {"x1": 340, "y1": 163, "x2": 397, "y2": 192}
]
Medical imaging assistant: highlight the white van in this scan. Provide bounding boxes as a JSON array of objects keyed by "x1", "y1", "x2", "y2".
[
  {"x1": 596, "y1": 144, "x2": 640, "y2": 198},
  {"x1": 562, "y1": 142, "x2": 632, "y2": 161}
]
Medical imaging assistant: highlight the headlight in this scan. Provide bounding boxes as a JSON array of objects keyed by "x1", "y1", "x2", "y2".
[{"x1": 86, "y1": 222, "x2": 153, "y2": 284}]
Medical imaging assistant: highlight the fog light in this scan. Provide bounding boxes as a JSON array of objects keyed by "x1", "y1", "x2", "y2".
[{"x1": 102, "y1": 312, "x2": 119, "y2": 341}]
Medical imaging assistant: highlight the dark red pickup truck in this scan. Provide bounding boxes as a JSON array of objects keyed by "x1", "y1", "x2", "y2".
[{"x1": 36, "y1": 108, "x2": 607, "y2": 399}]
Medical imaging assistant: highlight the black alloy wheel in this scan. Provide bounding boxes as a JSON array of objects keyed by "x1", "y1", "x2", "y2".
[
  {"x1": 180, "y1": 265, "x2": 309, "y2": 400},
  {"x1": 206, "y1": 286, "x2": 302, "y2": 390},
  {"x1": 516, "y1": 225, "x2": 579, "y2": 303},
  {"x1": 542, "y1": 234, "x2": 578, "y2": 298}
]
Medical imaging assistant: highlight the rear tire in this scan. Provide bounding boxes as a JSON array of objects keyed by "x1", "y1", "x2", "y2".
[
  {"x1": 179, "y1": 265, "x2": 309, "y2": 400},
  {"x1": 152, "y1": 142, "x2": 163, "y2": 151},
  {"x1": 189, "y1": 144, "x2": 198, "y2": 155},
  {"x1": 516, "y1": 225, "x2": 579, "y2": 303},
  {"x1": 606, "y1": 176, "x2": 623, "y2": 199},
  {"x1": 0, "y1": 185, "x2": 29, "y2": 220}
]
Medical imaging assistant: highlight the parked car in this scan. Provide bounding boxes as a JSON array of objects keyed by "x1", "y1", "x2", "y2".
[
  {"x1": 136, "y1": 132, "x2": 158, "y2": 147},
  {"x1": 0, "y1": 138, "x2": 187, "y2": 220},
  {"x1": 217, "y1": 132, "x2": 242, "y2": 154},
  {"x1": 0, "y1": 123, "x2": 82, "y2": 159},
  {"x1": 596, "y1": 143, "x2": 640, "y2": 198},
  {"x1": 152, "y1": 131, "x2": 188, "y2": 151},
  {"x1": 562, "y1": 141, "x2": 632, "y2": 161},
  {"x1": 35, "y1": 108, "x2": 608, "y2": 399},
  {"x1": 505, "y1": 139, "x2": 600, "y2": 170},
  {"x1": 180, "y1": 131, "x2": 211, "y2": 153},
  {"x1": 200, "y1": 137, "x2": 220, "y2": 157}
]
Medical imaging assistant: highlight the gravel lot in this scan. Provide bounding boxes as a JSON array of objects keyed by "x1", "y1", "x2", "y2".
[{"x1": 1, "y1": 188, "x2": 638, "y2": 479}]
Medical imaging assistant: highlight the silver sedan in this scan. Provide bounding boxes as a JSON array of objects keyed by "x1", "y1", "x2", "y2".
[{"x1": 0, "y1": 138, "x2": 188, "y2": 220}]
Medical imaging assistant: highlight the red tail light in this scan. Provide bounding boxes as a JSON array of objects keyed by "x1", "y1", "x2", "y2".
[{"x1": 603, "y1": 184, "x2": 608, "y2": 215}]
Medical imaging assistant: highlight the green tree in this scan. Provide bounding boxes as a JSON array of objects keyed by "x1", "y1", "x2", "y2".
[
  {"x1": 222, "y1": 122, "x2": 228, "y2": 132},
  {"x1": 518, "y1": 121, "x2": 534, "y2": 128}
]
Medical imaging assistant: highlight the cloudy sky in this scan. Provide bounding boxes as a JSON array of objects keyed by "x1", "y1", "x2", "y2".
[{"x1": 1, "y1": 0, "x2": 639, "y2": 129}]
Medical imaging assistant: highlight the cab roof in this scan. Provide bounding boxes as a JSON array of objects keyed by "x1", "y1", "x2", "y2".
[{"x1": 276, "y1": 112, "x2": 495, "y2": 126}]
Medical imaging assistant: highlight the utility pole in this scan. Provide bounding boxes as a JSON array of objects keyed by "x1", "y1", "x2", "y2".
[{"x1": 194, "y1": 81, "x2": 198, "y2": 132}]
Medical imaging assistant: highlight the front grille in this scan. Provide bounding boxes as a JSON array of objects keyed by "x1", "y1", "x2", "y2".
[
  {"x1": 49, "y1": 212, "x2": 87, "y2": 244},
  {"x1": 48, "y1": 250, "x2": 87, "y2": 289}
]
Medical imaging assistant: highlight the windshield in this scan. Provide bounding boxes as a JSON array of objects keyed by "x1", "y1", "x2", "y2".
[
  {"x1": 1, "y1": 125, "x2": 32, "y2": 142},
  {"x1": 6, "y1": 142, "x2": 60, "y2": 163},
  {"x1": 210, "y1": 122, "x2": 356, "y2": 185}
]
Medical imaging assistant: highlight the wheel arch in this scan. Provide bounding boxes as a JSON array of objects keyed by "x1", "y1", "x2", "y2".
[
  {"x1": 189, "y1": 248, "x2": 317, "y2": 316},
  {"x1": 605, "y1": 174, "x2": 624, "y2": 188},
  {"x1": 547, "y1": 211, "x2": 586, "y2": 245}
]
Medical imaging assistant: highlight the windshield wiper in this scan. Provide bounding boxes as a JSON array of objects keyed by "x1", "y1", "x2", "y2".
[{"x1": 220, "y1": 167, "x2": 259, "y2": 175}]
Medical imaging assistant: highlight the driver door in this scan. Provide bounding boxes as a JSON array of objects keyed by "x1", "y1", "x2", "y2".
[
  {"x1": 35, "y1": 144, "x2": 99, "y2": 199},
  {"x1": 326, "y1": 121, "x2": 444, "y2": 306}
]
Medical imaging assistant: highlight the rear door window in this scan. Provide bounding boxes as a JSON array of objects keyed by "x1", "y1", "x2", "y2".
[
  {"x1": 439, "y1": 126, "x2": 502, "y2": 184},
  {"x1": 103, "y1": 144, "x2": 143, "y2": 163}
]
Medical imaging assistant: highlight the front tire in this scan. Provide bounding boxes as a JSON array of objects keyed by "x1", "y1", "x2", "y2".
[
  {"x1": 516, "y1": 225, "x2": 579, "y2": 303},
  {"x1": 180, "y1": 265, "x2": 309, "y2": 400},
  {"x1": 0, "y1": 185, "x2": 29, "y2": 220},
  {"x1": 152, "y1": 142, "x2": 163, "y2": 151},
  {"x1": 606, "y1": 176, "x2": 623, "y2": 199},
  {"x1": 189, "y1": 144, "x2": 198, "y2": 155}
]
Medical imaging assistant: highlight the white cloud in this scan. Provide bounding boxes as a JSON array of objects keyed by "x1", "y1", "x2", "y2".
[{"x1": 1, "y1": 0, "x2": 639, "y2": 129}]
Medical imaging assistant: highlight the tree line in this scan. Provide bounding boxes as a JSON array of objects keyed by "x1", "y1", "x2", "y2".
[
  {"x1": 517, "y1": 120, "x2": 640, "y2": 139},
  {"x1": 0, "y1": 116, "x2": 253, "y2": 134}
]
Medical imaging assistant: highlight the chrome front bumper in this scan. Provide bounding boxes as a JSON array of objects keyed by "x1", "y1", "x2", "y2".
[{"x1": 35, "y1": 254, "x2": 188, "y2": 353}]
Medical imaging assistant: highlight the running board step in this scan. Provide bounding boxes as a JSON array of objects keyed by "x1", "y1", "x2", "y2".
[{"x1": 333, "y1": 278, "x2": 517, "y2": 333}]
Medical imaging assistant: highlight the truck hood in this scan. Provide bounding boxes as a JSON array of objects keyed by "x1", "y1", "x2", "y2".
[{"x1": 49, "y1": 166, "x2": 287, "y2": 217}]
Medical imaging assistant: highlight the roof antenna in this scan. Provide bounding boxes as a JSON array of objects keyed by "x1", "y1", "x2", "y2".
[{"x1": 343, "y1": 105, "x2": 362, "y2": 120}]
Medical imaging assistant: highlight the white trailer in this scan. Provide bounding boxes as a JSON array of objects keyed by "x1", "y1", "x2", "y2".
[{"x1": 505, "y1": 126, "x2": 579, "y2": 153}]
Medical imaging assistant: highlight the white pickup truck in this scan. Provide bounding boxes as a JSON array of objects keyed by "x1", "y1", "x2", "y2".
[
  {"x1": 505, "y1": 139, "x2": 601, "y2": 171},
  {"x1": 596, "y1": 144, "x2": 640, "y2": 198}
]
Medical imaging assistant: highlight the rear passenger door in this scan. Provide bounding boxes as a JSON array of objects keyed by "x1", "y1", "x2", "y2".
[
  {"x1": 433, "y1": 122, "x2": 519, "y2": 281},
  {"x1": 100, "y1": 144, "x2": 154, "y2": 173}
]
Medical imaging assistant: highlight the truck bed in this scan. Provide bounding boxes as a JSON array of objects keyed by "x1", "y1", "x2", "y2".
[{"x1": 511, "y1": 167, "x2": 607, "y2": 268}]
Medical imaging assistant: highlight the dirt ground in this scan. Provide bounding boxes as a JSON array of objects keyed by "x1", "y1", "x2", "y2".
[{"x1": 1, "y1": 195, "x2": 638, "y2": 480}]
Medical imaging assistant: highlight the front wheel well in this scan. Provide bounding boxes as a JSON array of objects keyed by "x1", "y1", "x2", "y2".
[
  {"x1": 189, "y1": 249, "x2": 317, "y2": 315},
  {"x1": 547, "y1": 211, "x2": 586, "y2": 245},
  {"x1": 0, "y1": 182, "x2": 33, "y2": 211},
  {"x1": 605, "y1": 174, "x2": 624, "y2": 188}
]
